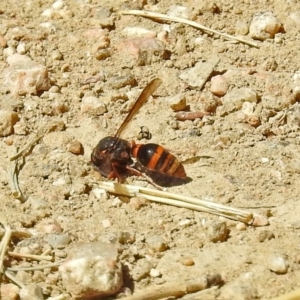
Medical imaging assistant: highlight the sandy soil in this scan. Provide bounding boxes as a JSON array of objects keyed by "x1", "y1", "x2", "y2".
[{"x1": 1, "y1": 0, "x2": 300, "y2": 299}]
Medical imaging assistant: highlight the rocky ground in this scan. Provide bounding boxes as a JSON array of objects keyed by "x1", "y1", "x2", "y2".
[{"x1": 1, "y1": 0, "x2": 300, "y2": 299}]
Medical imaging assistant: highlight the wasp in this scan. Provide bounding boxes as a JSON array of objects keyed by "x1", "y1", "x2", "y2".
[{"x1": 91, "y1": 78, "x2": 189, "y2": 189}]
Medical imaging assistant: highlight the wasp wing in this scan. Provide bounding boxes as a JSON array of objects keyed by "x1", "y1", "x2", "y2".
[{"x1": 114, "y1": 78, "x2": 162, "y2": 138}]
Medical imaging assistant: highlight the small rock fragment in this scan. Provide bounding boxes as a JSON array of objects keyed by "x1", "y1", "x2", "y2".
[
  {"x1": 179, "y1": 58, "x2": 219, "y2": 89},
  {"x1": 146, "y1": 235, "x2": 168, "y2": 253},
  {"x1": 3, "y1": 56, "x2": 51, "y2": 95},
  {"x1": 179, "y1": 256, "x2": 195, "y2": 266},
  {"x1": 132, "y1": 259, "x2": 153, "y2": 281},
  {"x1": 150, "y1": 268, "x2": 161, "y2": 278},
  {"x1": 36, "y1": 219, "x2": 63, "y2": 234},
  {"x1": 0, "y1": 34, "x2": 7, "y2": 48},
  {"x1": 0, "y1": 283, "x2": 20, "y2": 300},
  {"x1": 204, "y1": 220, "x2": 228, "y2": 242},
  {"x1": 211, "y1": 75, "x2": 228, "y2": 96},
  {"x1": 249, "y1": 12, "x2": 281, "y2": 40},
  {"x1": 221, "y1": 282, "x2": 258, "y2": 300},
  {"x1": 252, "y1": 214, "x2": 269, "y2": 226},
  {"x1": 67, "y1": 140, "x2": 83, "y2": 155},
  {"x1": 81, "y1": 95, "x2": 107, "y2": 116},
  {"x1": 19, "y1": 284, "x2": 44, "y2": 300},
  {"x1": 44, "y1": 233, "x2": 71, "y2": 248},
  {"x1": 119, "y1": 232, "x2": 135, "y2": 244},
  {"x1": 0, "y1": 110, "x2": 18, "y2": 137},
  {"x1": 122, "y1": 27, "x2": 156, "y2": 38},
  {"x1": 168, "y1": 94, "x2": 187, "y2": 111},
  {"x1": 167, "y1": 5, "x2": 194, "y2": 19},
  {"x1": 59, "y1": 242, "x2": 123, "y2": 298},
  {"x1": 129, "y1": 197, "x2": 147, "y2": 210},
  {"x1": 269, "y1": 255, "x2": 289, "y2": 274}
]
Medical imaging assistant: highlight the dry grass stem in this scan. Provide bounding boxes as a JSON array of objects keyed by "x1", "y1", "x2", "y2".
[
  {"x1": 4, "y1": 270, "x2": 25, "y2": 288},
  {"x1": 8, "y1": 251, "x2": 53, "y2": 261},
  {"x1": 269, "y1": 288, "x2": 300, "y2": 300},
  {"x1": 0, "y1": 214, "x2": 12, "y2": 275},
  {"x1": 9, "y1": 134, "x2": 43, "y2": 161},
  {"x1": 119, "y1": 275, "x2": 221, "y2": 300},
  {"x1": 7, "y1": 260, "x2": 64, "y2": 272},
  {"x1": 97, "y1": 182, "x2": 254, "y2": 224},
  {"x1": 118, "y1": 10, "x2": 259, "y2": 48}
]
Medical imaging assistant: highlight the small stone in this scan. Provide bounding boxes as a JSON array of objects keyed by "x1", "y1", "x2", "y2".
[
  {"x1": 236, "y1": 223, "x2": 247, "y2": 231},
  {"x1": 221, "y1": 87, "x2": 257, "y2": 114},
  {"x1": 117, "y1": 37, "x2": 169, "y2": 66},
  {"x1": 94, "y1": 49, "x2": 111, "y2": 61},
  {"x1": 178, "y1": 219, "x2": 192, "y2": 227},
  {"x1": 59, "y1": 242, "x2": 122, "y2": 298},
  {"x1": 211, "y1": 75, "x2": 228, "y2": 96},
  {"x1": 0, "y1": 110, "x2": 18, "y2": 137},
  {"x1": 146, "y1": 235, "x2": 168, "y2": 253},
  {"x1": 150, "y1": 268, "x2": 161, "y2": 278},
  {"x1": 92, "y1": 188, "x2": 108, "y2": 200},
  {"x1": 179, "y1": 256, "x2": 195, "y2": 266},
  {"x1": 107, "y1": 75, "x2": 137, "y2": 90},
  {"x1": 67, "y1": 140, "x2": 83, "y2": 155},
  {"x1": 129, "y1": 197, "x2": 147, "y2": 210},
  {"x1": 167, "y1": 5, "x2": 194, "y2": 20},
  {"x1": 252, "y1": 214, "x2": 269, "y2": 227},
  {"x1": 168, "y1": 94, "x2": 187, "y2": 111},
  {"x1": 36, "y1": 219, "x2": 63, "y2": 234},
  {"x1": 0, "y1": 34, "x2": 7, "y2": 48},
  {"x1": 258, "y1": 230, "x2": 275, "y2": 242},
  {"x1": 16, "y1": 42, "x2": 26, "y2": 54},
  {"x1": 0, "y1": 283, "x2": 20, "y2": 300},
  {"x1": 51, "y1": 49, "x2": 63, "y2": 60},
  {"x1": 269, "y1": 255, "x2": 289, "y2": 274},
  {"x1": 44, "y1": 233, "x2": 71, "y2": 248},
  {"x1": 52, "y1": 0, "x2": 64, "y2": 9},
  {"x1": 3, "y1": 56, "x2": 51, "y2": 95},
  {"x1": 179, "y1": 58, "x2": 219, "y2": 89},
  {"x1": 204, "y1": 220, "x2": 228, "y2": 242},
  {"x1": 102, "y1": 219, "x2": 112, "y2": 228},
  {"x1": 221, "y1": 282, "x2": 258, "y2": 300},
  {"x1": 81, "y1": 95, "x2": 107, "y2": 116},
  {"x1": 249, "y1": 11, "x2": 281, "y2": 40},
  {"x1": 19, "y1": 284, "x2": 44, "y2": 300},
  {"x1": 235, "y1": 20, "x2": 249, "y2": 35},
  {"x1": 132, "y1": 259, "x2": 153, "y2": 281}
]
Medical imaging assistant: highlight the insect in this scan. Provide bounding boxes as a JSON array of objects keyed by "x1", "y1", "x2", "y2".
[
  {"x1": 91, "y1": 78, "x2": 188, "y2": 189},
  {"x1": 137, "y1": 126, "x2": 152, "y2": 140}
]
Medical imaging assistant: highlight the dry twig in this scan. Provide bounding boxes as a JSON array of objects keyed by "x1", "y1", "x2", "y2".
[
  {"x1": 120, "y1": 274, "x2": 222, "y2": 300},
  {"x1": 118, "y1": 10, "x2": 259, "y2": 48},
  {"x1": 8, "y1": 252, "x2": 53, "y2": 261},
  {"x1": 97, "y1": 182, "x2": 254, "y2": 224}
]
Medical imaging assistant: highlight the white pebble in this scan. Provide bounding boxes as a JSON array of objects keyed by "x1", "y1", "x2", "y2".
[
  {"x1": 102, "y1": 219, "x2": 112, "y2": 228},
  {"x1": 92, "y1": 188, "x2": 108, "y2": 200},
  {"x1": 249, "y1": 11, "x2": 281, "y2": 40},
  {"x1": 52, "y1": 0, "x2": 64, "y2": 10},
  {"x1": 150, "y1": 268, "x2": 161, "y2": 277},
  {"x1": 269, "y1": 255, "x2": 289, "y2": 274},
  {"x1": 261, "y1": 157, "x2": 269, "y2": 164},
  {"x1": 179, "y1": 219, "x2": 192, "y2": 227},
  {"x1": 167, "y1": 5, "x2": 193, "y2": 20},
  {"x1": 122, "y1": 27, "x2": 156, "y2": 37},
  {"x1": 16, "y1": 42, "x2": 26, "y2": 54},
  {"x1": 211, "y1": 75, "x2": 228, "y2": 96},
  {"x1": 41, "y1": 8, "x2": 53, "y2": 17},
  {"x1": 81, "y1": 96, "x2": 107, "y2": 116}
]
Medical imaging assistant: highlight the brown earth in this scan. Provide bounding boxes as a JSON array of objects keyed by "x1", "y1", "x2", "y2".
[{"x1": 1, "y1": 0, "x2": 300, "y2": 299}]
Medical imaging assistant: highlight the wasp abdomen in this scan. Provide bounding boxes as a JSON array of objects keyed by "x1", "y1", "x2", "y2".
[{"x1": 132, "y1": 143, "x2": 186, "y2": 178}]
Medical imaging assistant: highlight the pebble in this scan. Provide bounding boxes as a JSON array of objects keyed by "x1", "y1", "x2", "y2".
[
  {"x1": 0, "y1": 283, "x2": 20, "y2": 300},
  {"x1": 269, "y1": 255, "x2": 289, "y2": 274},
  {"x1": 3, "y1": 55, "x2": 51, "y2": 95},
  {"x1": 249, "y1": 11, "x2": 281, "y2": 40},
  {"x1": 235, "y1": 20, "x2": 249, "y2": 35},
  {"x1": 19, "y1": 284, "x2": 44, "y2": 300},
  {"x1": 221, "y1": 282, "x2": 258, "y2": 300},
  {"x1": 179, "y1": 58, "x2": 219, "y2": 89},
  {"x1": 92, "y1": 188, "x2": 108, "y2": 200},
  {"x1": 221, "y1": 87, "x2": 257, "y2": 114},
  {"x1": 0, "y1": 34, "x2": 7, "y2": 48},
  {"x1": 0, "y1": 110, "x2": 18, "y2": 137},
  {"x1": 36, "y1": 219, "x2": 63, "y2": 234},
  {"x1": 211, "y1": 75, "x2": 228, "y2": 96},
  {"x1": 167, "y1": 5, "x2": 194, "y2": 20},
  {"x1": 129, "y1": 197, "x2": 147, "y2": 210},
  {"x1": 67, "y1": 140, "x2": 83, "y2": 155},
  {"x1": 168, "y1": 94, "x2": 187, "y2": 111},
  {"x1": 117, "y1": 37, "x2": 168, "y2": 66},
  {"x1": 81, "y1": 95, "x2": 107, "y2": 116},
  {"x1": 51, "y1": 49, "x2": 63, "y2": 60},
  {"x1": 132, "y1": 259, "x2": 153, "y2": 281},
  {"x1": 146, "y1": 235, "x2": 168, "y2": 253},
  {"x1": 236, "y1": 222, "x2": 247, "y2": 231},
  {"x1": 252, "y1": 214, "x2": 269, "y2": 226},
  {"x1": 179, "y1": 256, "x2": 195, "y2": 266},
  {"x1": 178, "y1": 218, "x2": 192, "y2": 227},
  {"x1": 59, "y1": 242, "x2": 123, "y2": 298},
  {"x1": 150, "y1": 268, "x2": 161, "y2": 278},
  {"x1": 118, "y1": 231, "x2": 136, "y2": 244},
  {"x1": 204, "y1": 220, "x2": 228, "y2": 242},
  {"x1": 44, "y1": 233, "x2": 71, "y2": 248},
  {"x1": 16, "y1": 42, "x2": 26, "y2": 54}
]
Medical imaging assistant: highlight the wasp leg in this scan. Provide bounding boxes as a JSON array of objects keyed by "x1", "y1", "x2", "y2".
[
  {"x1": 126, "y1": 165, "x2": 163, "y2": 190},
  {"x1": 107, "y1": 162, "x2": 125, "y2": 183}
]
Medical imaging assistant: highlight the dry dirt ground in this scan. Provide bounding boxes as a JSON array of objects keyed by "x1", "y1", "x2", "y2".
[{"x1": 1, "y1": 0, "x2": 300, "y2": 299}]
